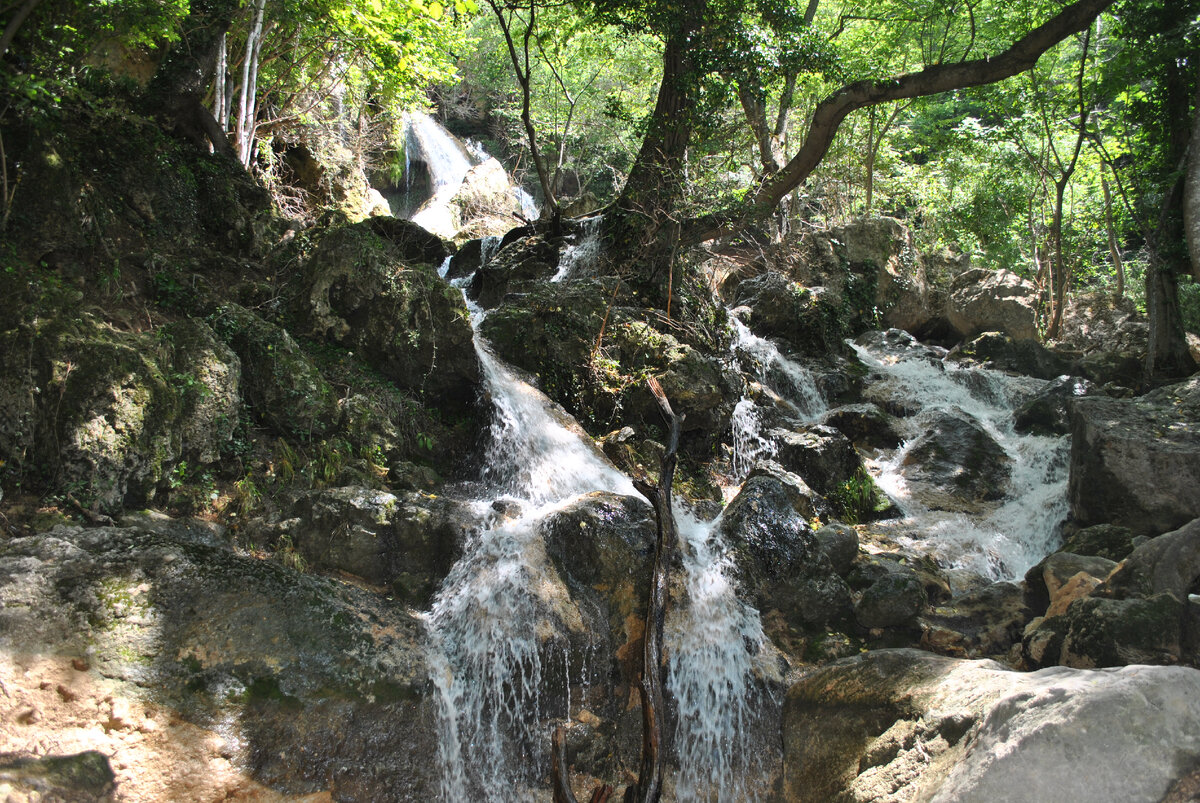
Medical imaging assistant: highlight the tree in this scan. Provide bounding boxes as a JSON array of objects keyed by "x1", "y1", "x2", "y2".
[{"x1": 577, "y1": 0, "x2": 1115, "y2": 304}]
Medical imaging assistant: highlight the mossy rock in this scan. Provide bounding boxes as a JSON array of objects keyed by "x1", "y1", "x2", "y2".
[
  {"x1": 295, "y1": 222, "x2": 478, "y2": 413},
  {"x1": 207, "y1": 301, "x2": 340, "y2": 440}
]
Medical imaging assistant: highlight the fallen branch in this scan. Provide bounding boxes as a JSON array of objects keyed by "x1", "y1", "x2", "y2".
[{"x1": 628, "y1": 375, "x2": 682, "y2": 803}]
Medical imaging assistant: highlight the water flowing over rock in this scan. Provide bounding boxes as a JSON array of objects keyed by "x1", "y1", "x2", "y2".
[
  {"x1": 782, "y1": 649, "x2": 1200, "y2": 803},
  {"x1": 852, "y1": 330, "x2": 1070, "y2": 580}
]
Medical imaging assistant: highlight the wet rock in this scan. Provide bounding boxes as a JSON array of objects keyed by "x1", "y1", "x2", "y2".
[
  {"x1": 768, "y1": 424, "x2": 862, "y2": 497},
  {"x1": 0, "y1": 520, "x2": 440, "y2": 801},
  {"x1": 949, "y1": 332, "x2": 1078, "y2": 380},
  {"x1": 919, "y1": 581, "x2": 1033, "y2": 658},
  {"x1": 900, "y1": 410, "x2": 1012, "y2": 511},
  {"x1": 1013, "y1": 375, "x2": 1102, "y2": 436},
  {"x1": 1067, "y1": 378, "x2": 1200, "y2": 535},
  {"x1": 0, "y1": 751, "x2": 116, "y2": 802},
  {"x1": 781, "y1": 648, "x2": 1200, "y2": 803},
  {"x1": 945, "y1": 268, "x2": 1039, "y2": 343},
  {"x1": 468, "y1": 234, "x2": 559, "y2": 308},
  {"x1": 732, "y1": 272, "x2": 848, "y2": 358},
  {"x1": 207, "y1": 301, "x2": 340, "y2": 439},
  {"x1": 815, "y1": 523, "x2": 859, "y2": 576},
  {"x1": 366, "y1": 215, "x2": 450, "y2": 266},
  {"x1": 1057, "y1": 594, "x2": 1184, "y2": 668},
  {"x1": 721, "y1": 462, "x2": 852, "y2": 630},
  {"x1": 447, "y1": 235, "x2": 500, "y2": 280},
  {"x1": 295, "y1": 221, "x2": 479, "y2": 411},
  {"x1": 820, "y1": 403, "x2": 903, "y2": 450},
  {"x1": 542, "y1": 491, "x2": 656, "y2": 685}
]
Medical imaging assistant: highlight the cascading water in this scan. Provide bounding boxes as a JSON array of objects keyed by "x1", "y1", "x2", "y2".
[
  {"x1": 399, "y1": 112, "x2": 541, "y2": 236},
  {"x1": 668, "y1": 510, "x2": 772, "y2": 803},
  {"x1": 851, "y1": 335, "x2": 1070, "y2": 580},
  {"x1": 425, "y1": 276, "x2": 636, "y2": 798},
  {"x1": 727, "y1": 317, "x2": 827, "y2": 483},
  {"x1": 551, "y1": 216, "x2": 602, "y2": 283}
]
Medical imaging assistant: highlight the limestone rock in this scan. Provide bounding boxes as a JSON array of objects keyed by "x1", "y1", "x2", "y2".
[
  {"x1": 732, "y1": 272, "x2": 848, "y2": 358},
  {"x1": 1100, "y1": 516, "x2": 1200, "y2": 603},
  {"x1": 820, "y1": 403, "x2": 903, "y2": 450},
  {"x1": 815, "y1": 523, "x2": 860, "y2": 577},
  {"x1": 296, "y1": 221, "x2": 479, "y2": 412},
  {"x1": 1013, "y1": 375, "x2": 1102, "y2": 437},
  {"x1": 0, "y1": 520, "x2": 440, "y2": 801},
  {"x1": 163, "y1": 319, "x2": 241, "y2": 464},
  {"x1": 768, "y1": 424, "x2": 863, "y2": 497},
  {"x1": 720, "y1": 462, "x2": 852, "y2": 630},
  {"x1": 1024, "y1": 552, "x2": 1118, "y2": 615},
  {"x1": 781, "y1": 648, "x2": 1200, "y2": 803},
  {"x1": 949, "y1": 331, "x2": 1078, "y2": 380},
  {"x1": 919, "y1": 581, "x2": 1033, "y2": 658},
  {"x1": 945, "y1": 268, "x2": 1039, "y2": 343},
  {"x1": 1067, "y1": 378, "x2": 1200, "y2": 535},
  {"x1": 1059, "y1": 523, "x2": 1139, "y2": 562},
  {"x1": 467, "y1": 233, "x2": 559, "y2": 308}
]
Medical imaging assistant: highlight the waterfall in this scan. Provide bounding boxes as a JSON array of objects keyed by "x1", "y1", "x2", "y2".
[
  {"x1": 551, "y1": 216, "x2": 601, "y2": 283},
  {"x1": 425, "y1": 283, "x2": 634, "y2": 798},
  {"x1": 668, "y1": 509, "x2": 771, "y2": 803},
  {"x1": 727, "y1": 317, "x2": 826, "y2": 483},
  {"x1": 851, "y1": 336, "x2": 1069, "y2": 580},
  {"x1": 398, "y1": 113, "x2": 541, "y2": 235}
]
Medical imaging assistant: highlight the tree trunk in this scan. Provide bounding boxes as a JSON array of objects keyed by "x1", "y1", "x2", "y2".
[
  {"x1": 145, "y1": 0, "x2": 240, "y2": 154},
  {"x1": 1182, "y1": 69, "x2": 1200, "y2": 282},
  {"x1": 1100, "y1": 165, "x2": 1125, "y2": 297},
  {"x1": 1146, "y1": 176, "x2": 1198, "y2": 382}
]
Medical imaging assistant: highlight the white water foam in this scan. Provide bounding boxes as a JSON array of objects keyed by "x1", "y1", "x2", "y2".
[
  {"x1": 852, "y1": 337, "x2": 1069, "y2": 579},
  {"x1": 668, "y1": 508, "x2": 770, "y2": 803},
  {"x1": 551, "y1": 216, "x2": 601, "y2": 283}
]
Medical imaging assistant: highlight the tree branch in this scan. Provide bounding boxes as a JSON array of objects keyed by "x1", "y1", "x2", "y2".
[{"x1": 680, "y1": 0, "x2": 1114, "y2": 246}]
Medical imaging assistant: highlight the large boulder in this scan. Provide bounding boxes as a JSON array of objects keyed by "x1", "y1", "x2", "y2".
[
  {"x1": 1067, "y1": 377, "x2": 1200, "y2": 535},
  {"x1": 732, "y1": 272, "x2": 849, "y2": 357},
  {"x1": 945, "y1": 268, "x2": 1039, "y2": 343},
  {"x1": 948, "y1": 331, "x2": 1078, "y2": 380},
  {"x1": 281, "y1": 486, "x2": 471, "y2": 605},
  {"x1": 833, "y1": 216, "x2": 934, "y2": 333},
  {"x1": 768, "y1": 424, "x2": 863, "y2": 497},
  {"x1": 207, "y1": 301, "x2": 341, "y2": 439},
  {"x1": 0, "y1": 314, "x2": 184, "y2": 511},
  {"x1": 295, "y1": 221, "x2": 479, "y2": 412},
  {"x1": 900, "y1": 410, "x2": 1012, "y2": 512},
  {"x1": 919, "y1": 581, "x2": 1034, "y2": 659},
  {"x1": 719, "y1": 462, "x2": 852, "y2": 631},
  {"x1": 1053, "y1": 291, "x2": 1147, "y2": 356},
  {"x1": 781, "y1": 648, "x2": 1200, "y2": 803},
  {"x1": 162, "y1": 319, "x2": 242, "y2": 465},
  {"x1": 0, "y1": 517, "x2": 440, "y2": 801},
  {"x1": 467, "y1": 233, "x2": 559, "y2": 308}
]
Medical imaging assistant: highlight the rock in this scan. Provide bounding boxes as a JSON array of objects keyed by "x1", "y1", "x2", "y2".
[
  {"x1": 815, "y1": 523, "x2": 859, "y2": 576},
  {"x1": 900, "y1": 410, "x2": 1012, "y2": 512},
  {"x1": 468, "y1": 234, "x2": 559, "y2": 308},
  {"x1": 1024, "y1": 552, "x2": 1118, "y2": 615},
  {"x1": 732, "y1": 272, "x2": 848, "y2": 358},
  {"x1": 1100, "y1": 516, "x2": 1200, "y2": 603},
  {"x1": 781, "y1": 648, "x2": 1200, "y2": 803},
  {"x1": 945, "y1": 268, "x2": 1039, "y2": 343},
  {"x1": 366, "y1": 215, "x2": 449, "y2": 266},
  {"x1": 0, "y1": 314, "x2": 184, "y2": 511},
  {"x1": 0, "y1": 520, "x2": 441, "y2": 801},
  {"x1": 1013, "y1": 375, "x2": 1102, "y2": 436},
  {"x1": 855, "y1": 570, "x2": 928, "y2": 629},
  {"x1": 820, "y1": 403, "x2": 903, "y2": 450},
  {"x1": 207, "y1": 301, "x2": 341, "y2": 439},
  {"x1": 284, "y1": 486, "x2": 470, "y2": 605},
  {"x1": 163, "y1": 319, "x2": 241, "y2": 464},
  {"x1": 1060, "y1": 524, "x2": 1138, "y2": 562},
  {"x1": 949, "y1": 331, "x2": 1078, "y2": 380},
  {"x1": 768, "y1": 424, "x2": 863, "y2": 497},
  {"x1": 1078, "y1": 349, "x2": 1144, "y2": 390},
  {"x1": 450, "y1": 159, "x2": 523, "y2": 231},
  {"x1": 1057, "y1": 594, "x2": 1184, "y2": 668},
  {"x1": 295, "y1": 221, "x2": 479, "y2": 411},
  {"x1": 720, "y1": 462, "x2": 852, "y2": 630},
  {"x1": 447, "y1": 235, "x2": 502, "y2": 280},
  {"x1": 542, "y1": 491, "x2": 656, "y2": 685},
  {"x1": 0, "y1": 751, "x2": 116, "y2": 802},
  {"x1": 919, "y1": 581, "x2": 1033, "y2": 658},
  {"x1": 1054, "y1": 291, "x2": 1148, "y2": 355},
  {"x1": 1067, "y1": 378, "x2": 1200, "y2": 535},
  {"x1": 834, "y1": 217, "x2": 933, "y2": 334}
]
